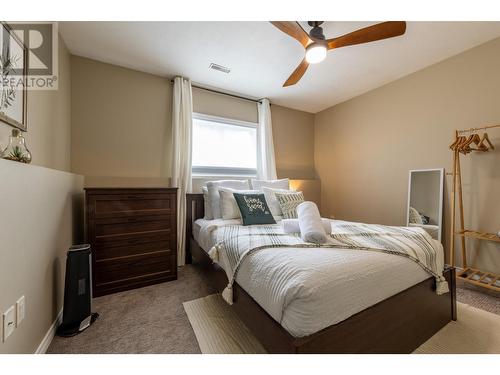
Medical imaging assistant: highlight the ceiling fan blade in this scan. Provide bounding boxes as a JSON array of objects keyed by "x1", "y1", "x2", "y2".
[
  {"x1": 326, "y1": 21, "x2": 406, "y2": 50},
  {"x1": 283, "y1": 58, "x2": 309, "y2": 87},
  {"x1": 270, "y1": 21, "x2": 312, "y2": 48}
]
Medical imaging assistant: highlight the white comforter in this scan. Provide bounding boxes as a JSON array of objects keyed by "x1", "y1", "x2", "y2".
[{"x1": 194, "y1": 219, "x2": 445, "y2": 338}]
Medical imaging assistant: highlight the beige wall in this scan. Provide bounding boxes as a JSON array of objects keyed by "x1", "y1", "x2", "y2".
[
  {"x1": 315, "y1": 37, "x2": 500, "y2": 271},
  {"x1": 192, "y1": 87, "x2": 257, "y2": 123},
  {"x1": 70, "y1": 56, "x2": 172, "y2": 184},
  {"x1": 0, "y1": 35, "x2": 78, "y2": 354},
  {"x1": 0, "y1": 35, "x2": 72, "y2": 171},
  {"x1": 0, "y1": 160, "x2": 83, "y2": 353},
  {"x1": 272, "y1": 104, "x2": 315, "y2": 179},
  {"x1": 70, "y1": 57, "x2": 316, "y2": 187}
]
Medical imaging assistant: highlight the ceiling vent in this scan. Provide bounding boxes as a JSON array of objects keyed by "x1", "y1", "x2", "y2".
[{"x1": 209, "y1": 63, "x2": 230, "y2": 74}]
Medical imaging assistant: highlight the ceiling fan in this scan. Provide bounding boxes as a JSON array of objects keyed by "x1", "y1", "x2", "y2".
[{"x1": 270, "y1": 21, "x2": 407, "y2": 87}]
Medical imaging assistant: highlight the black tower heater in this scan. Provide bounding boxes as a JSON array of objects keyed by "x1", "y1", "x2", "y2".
[{"x1": 56, "y1": 244, "x2": 98, "y2": 337}]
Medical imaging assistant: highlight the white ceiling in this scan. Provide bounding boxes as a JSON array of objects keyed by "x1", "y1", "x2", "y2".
[{"x1": 59, "y1": 21, "x2": 500, "y2": 113}]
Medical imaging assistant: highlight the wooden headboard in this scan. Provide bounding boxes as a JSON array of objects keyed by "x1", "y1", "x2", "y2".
[{"x1": 185, "y1": 193, "x2": 204, "y2": 264}]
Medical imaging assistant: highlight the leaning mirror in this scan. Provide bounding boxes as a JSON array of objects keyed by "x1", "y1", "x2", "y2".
[{"x1": 406, "y1": 168, "x2": 444, "y2": 242}]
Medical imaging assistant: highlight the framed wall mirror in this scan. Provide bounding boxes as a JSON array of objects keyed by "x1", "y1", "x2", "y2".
[{"x1": 406, "y1": 168, "x2": 444, "y2": 242}]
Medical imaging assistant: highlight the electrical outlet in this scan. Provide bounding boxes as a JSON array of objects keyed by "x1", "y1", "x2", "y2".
[
  {"x1": 3, "y1": 306, "x2": 16, "y2": 342},
  {"x1": 16, "y1": 296, "x2": 25, "y2": 326}
]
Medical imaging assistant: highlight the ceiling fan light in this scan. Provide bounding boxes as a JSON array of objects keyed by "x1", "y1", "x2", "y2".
[{"x1": 305, "y1": 44, "x2": 327, "y2": 64}]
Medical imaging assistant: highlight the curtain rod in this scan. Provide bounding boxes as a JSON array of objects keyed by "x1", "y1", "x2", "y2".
[{"x1": 169, "y1": 79, "x2": 264, "y2": 104}]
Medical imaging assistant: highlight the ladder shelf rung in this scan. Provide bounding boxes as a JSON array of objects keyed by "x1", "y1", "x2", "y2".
[
  {"x1": 457, "y1": 267, "x2": 500, "y2": 292},
  {"x1": 456, "y1": 230, "x2": 500, "y2": 243}
]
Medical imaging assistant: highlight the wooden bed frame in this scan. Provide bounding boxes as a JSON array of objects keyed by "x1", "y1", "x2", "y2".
[{"x1": 185, "y1": 193, "x2": 457, "y2": 354}]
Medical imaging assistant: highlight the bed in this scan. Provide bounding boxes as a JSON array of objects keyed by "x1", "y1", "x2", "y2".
[{"x1": 186, "y1": 194, "x2": 457, "y2": 353}]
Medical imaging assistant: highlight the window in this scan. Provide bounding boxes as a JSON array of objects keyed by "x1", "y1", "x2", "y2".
[{"x1": 192, "y1": 113, "x2": 258, "y2": 177}]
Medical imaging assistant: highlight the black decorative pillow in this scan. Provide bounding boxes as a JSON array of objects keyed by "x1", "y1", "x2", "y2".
[
  {"x1": 233, "y1": 193, "x2": 276, "y2": 226},
  {"x1": 420, "y1": 214, "x2": 430, "y2": 225}
]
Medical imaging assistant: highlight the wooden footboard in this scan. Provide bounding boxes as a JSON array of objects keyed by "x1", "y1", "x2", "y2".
[{"x1": 185, "y1": 193, "x2": 457, "y2": 353}]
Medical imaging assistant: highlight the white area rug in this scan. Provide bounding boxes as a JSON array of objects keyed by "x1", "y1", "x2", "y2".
[
  {"x1": 183, "y1": 294, "x2": 266, "y2": 353},
  {"x1": 183, "y1": 294, "x2": 500, "y2": 354}
]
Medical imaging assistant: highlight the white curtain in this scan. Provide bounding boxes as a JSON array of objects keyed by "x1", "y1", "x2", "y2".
[
  {"x1": 171, "y1": 76, "x2": 193, "y2": 266},
  {"x1": 257, "y1": 98, "x2": 277, "y2": 180}
]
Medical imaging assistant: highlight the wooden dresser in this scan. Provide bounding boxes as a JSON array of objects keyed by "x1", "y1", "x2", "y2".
[{"x1": 85, "y1": 188, "x2": 178, "y2": 297}]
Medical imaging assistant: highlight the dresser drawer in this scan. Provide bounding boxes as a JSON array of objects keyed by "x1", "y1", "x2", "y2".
[
  {"x1": 94, "y1": 252, "x2": 174, "y2": 285},
  {"x1": 93, "y1": 272, "x2": 175, "y2": 297},
  {"x1": 95, "y1": 214, "x2": 172, "y2": 225},
  {"x1": 93, "y1": 229, "x2": 172, "y2": 247},
  {"x1": 94, "y1": 216, "x2": 172, "y2": 237},
  {"x1": 93, "y1": 239, "x2": 175, "y2": 261},
  {"x1": 90, "y1": 193, "x2": 175, "y2": 218}
]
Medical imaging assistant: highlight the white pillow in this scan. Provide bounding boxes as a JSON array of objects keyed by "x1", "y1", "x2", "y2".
[
  {"x1": 206, "y1": 180, "x2": 250, "y2": 219},
  {"x1": 202, "y1": 187, "x2": 213, "y2": 220},
  {"x1": 409, "y1": 206, "x2": 423, "y2": 225},
  {"x1": 262, "y1": 187, "x2": 292, "y2": 217},
  {"x1": 250, "y1": 178, "x2": 289, "y2": 191},
  {"x1": 219, "y1": 187, "x2": 260, "y2": 220}
]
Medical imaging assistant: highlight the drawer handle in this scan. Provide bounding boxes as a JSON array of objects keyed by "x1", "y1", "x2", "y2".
[
  {"x1": 127, "y1": 217, "x2": 138, "y2": 222},
  {"x1": 126, "y1": 195, "x2": 142, "y2": 199},
  {"x1": 128, "y1": 239, "x2": 141, "y2": 245}
]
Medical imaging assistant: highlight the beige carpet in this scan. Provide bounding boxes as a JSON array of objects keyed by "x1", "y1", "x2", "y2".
[
  {"x1": 48, "y1": 266, "x2": 216, "y2": 354},
  {"x1": 184, "y1": 294, "x2": 500, "y2": 354}
]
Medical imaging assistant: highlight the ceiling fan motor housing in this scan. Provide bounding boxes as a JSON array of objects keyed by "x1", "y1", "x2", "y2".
[{"x1": 308, "y1": 21, "x2": 325, "y2": 40}]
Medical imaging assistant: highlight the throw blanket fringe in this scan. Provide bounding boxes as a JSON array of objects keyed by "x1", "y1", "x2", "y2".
[
  {"x1": 208, "y1": 245, "x2": 220, "y2": 263},
  {"x1": 221, "y1": 285, "x2": 234, "y2": 304},
  {"x1": 211, "y1": 221, "x2": 448, "y2": 305}
]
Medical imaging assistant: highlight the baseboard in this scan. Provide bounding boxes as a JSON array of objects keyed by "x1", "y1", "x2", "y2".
[{"x1": 35, "y1": 309, "x2": 63, "y2": 354}]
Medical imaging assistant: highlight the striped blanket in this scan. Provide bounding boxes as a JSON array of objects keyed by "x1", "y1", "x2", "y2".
[{"x1": 208, "y1": 220, "x2": 449, "y2": 305}]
